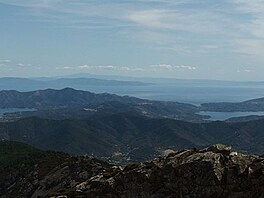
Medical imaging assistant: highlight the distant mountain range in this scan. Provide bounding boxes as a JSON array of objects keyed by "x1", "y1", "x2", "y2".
[
  {"x1": 51, "y1": 72, "x2": 264, "y2": 85},
  {"x1": 0, "y1": 88, "x2": 202, "y2": 121},
  {"x1": 0, "y1": 77, "x2": 151, "y2": 91},
  {"x1": 2, "y1": 87, "x2": 264, "y2": 122},
  {"x1": 3, "y1": 87, "x2": 264, "y2": 121}
]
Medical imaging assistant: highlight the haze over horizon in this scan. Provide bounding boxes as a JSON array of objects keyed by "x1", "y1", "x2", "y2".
[{"x1": 1, "y1": 0, "x2": 264, "y2": 81}]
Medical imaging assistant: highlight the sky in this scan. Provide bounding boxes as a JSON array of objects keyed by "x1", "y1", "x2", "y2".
[{"x1": 1, "y1": 0, "x2": 264, "y2": 80}]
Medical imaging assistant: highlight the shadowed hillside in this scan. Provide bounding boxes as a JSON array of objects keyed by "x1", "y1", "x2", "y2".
[
  {"x1": 0, "y1": 141, "x2": 111, "y2": 197},
  {"x1": 2, "y1": 114, "x2": 264, "y2": 162},
  {"x1": 0, "y1": 88, "x2": 203, "y2": 121}
]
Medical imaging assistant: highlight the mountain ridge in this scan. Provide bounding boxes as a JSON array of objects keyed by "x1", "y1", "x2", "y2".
[
  {"x1": 2, "y1": 114, "x2": 264, "y2": 162},
  {"x1": 0, "y1": 88, "x2": 202, "y2": 121},
  {"x1": 0, "y1": 77, "x2": 151, "y2": 92}
]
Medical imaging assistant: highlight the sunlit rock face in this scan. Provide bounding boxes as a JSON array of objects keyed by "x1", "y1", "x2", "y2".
[{"x1": 78, "y1": 144, "x2": 264, "y2": 198}]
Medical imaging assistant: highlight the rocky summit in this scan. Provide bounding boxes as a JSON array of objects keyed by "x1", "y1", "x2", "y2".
[
  {"x1": 73, "y1": 144, "x2": 264, "y2": 198},
  {"x1": 2, "y1": 142, "x2": 264, "y2": 198}
]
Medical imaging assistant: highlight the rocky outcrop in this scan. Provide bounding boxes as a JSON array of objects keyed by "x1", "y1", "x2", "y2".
[
  {"x1": 75, "y1": 144, "x2": 264, "y2": 198},
  {"x1": 1, "y1": 154, "x2": 111, "y2": 198},
  {"x1": 2, "y1": 143, "x2": 264, "y2": 198}
]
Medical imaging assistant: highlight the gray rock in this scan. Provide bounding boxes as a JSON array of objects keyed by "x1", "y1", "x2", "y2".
[{"x1": 77, "y1": 145, "x2": 264, "y2": 198}]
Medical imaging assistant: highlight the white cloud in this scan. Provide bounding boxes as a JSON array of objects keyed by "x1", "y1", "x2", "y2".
[
  {"x1": 229, "y1": 0, "x2": 264, "y2": 56},
  {"x1": 57, "y1": 65, "x2": 146, "y2": 72},
  {"x1": 232, "y1": 0, "x2": 264, "y2": 14},
  {"x1": 245, "y1": 69, "x2": 253, "y2": 73},
  {"x1": 0, "y1": 59, "x2": 11, "y2": 64},
  {"x1": 2, "y1": 0, "x2": 264, "y2": 58},
  {"x1": 79, "y1": 65, "x2": 146, "y2": 72},
  {"x1": 237, "y1": 69, "x2": 254, "y2": 73},
  {"x1": 126, "y1": 8, "x2": 229, "y2": 35},
  {"x1": 0, "y1": 59, "x2": 35, "y2": 69},
  {"x1": 235, "y1": 39, "x2": 264, "y2": 56},
  {"x1": 57, "y1": 64, "x2": 196, "y2": 73},
  {"x1": 150, "y1": 64, "x2": 196, "y2": 70},
  {"x1": 79, "y1": 65, "x2": 116, "y2": 70},
  {"x1": 0, "y1": 1, "x2": 232, "y2": 35},
  {"x1": 56, "y1": 66, "x2": 75, "y2": 70},
  {"x1": 0, "y1": 0, "x2": 62, "y2": 9},
  {"x1": 78, "y1": 64, "x2": 197, "y2": 71},
  {"x1": 16, "y1": 63, "x2": 32, "y2": 67}
]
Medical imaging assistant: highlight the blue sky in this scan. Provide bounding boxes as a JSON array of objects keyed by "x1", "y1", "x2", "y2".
[{"x1": 0, "y1": 0, "x2": 264, "y2": 80}]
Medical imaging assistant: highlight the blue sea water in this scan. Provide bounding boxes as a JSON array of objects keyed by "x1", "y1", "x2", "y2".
[
  {"x1": 198, "y1": 111, "x2": 264, "y2": 121},
  {"x1": 6, "y1": 78, "x2": 264, "y2": 105},
  {"x1": 0, "y1": 108, "x2": 35, "y2": 116},
  {"x1": 81, "y1": 82, "x2": 264, "y2": 105}
]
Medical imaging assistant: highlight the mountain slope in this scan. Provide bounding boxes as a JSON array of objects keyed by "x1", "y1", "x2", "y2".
[
  {"x1": 2, "y1": 114, "x2": 264, "y2": 162},
  {"x1": 0, "y1": 87, "x2": 134, "y2": 109},
  {"x1": 1, "y1": 115, "x2": 199, "y2": 161},
  {"x1": 0, "y1": 140, "x2": 110, "y2": 198},
  {"x1": 0, "y1": 88, "x2": 201, "y2": 121}
]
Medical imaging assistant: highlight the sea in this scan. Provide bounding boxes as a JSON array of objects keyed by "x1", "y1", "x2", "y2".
[
  {"x1": 80, "y1": 80, "x2": 264, "y2": 120},
  {"x1": 80, "y1": 81, "x2": 264, "y2": 105}
]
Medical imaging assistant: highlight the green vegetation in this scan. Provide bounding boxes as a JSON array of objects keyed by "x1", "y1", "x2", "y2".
[
  {"x1": 0, "y1": 141, "x2": 71, "y2": 195},
  {"x1": 0, "y1": 140, "x2": 42, "y2": 170},
  {"x1": 0, "y1": 141, "x2": 110, "y2": 197},
  {"x1": 0, "y1": 88, "x2": 202, "y2": 122},
  {"x1": 2, "y1": 114, "x2": 264, "y2": 164}
]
